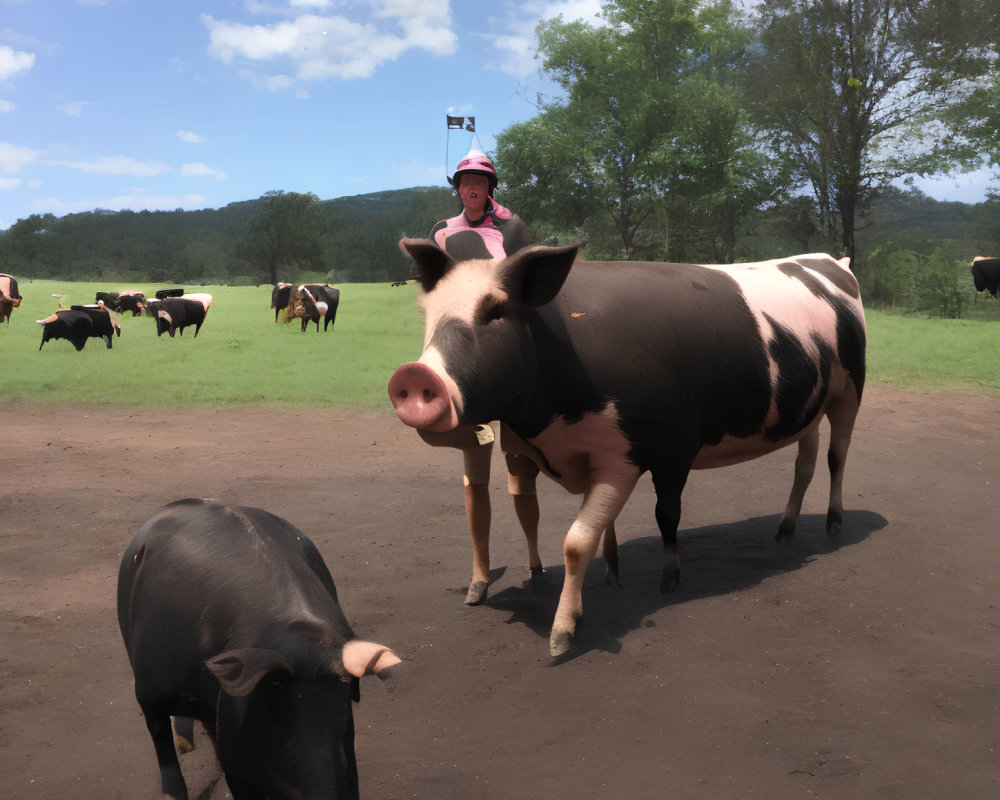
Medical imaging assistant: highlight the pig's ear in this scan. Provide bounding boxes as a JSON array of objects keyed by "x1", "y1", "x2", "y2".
[
  {"x1": 206, "y1": 649, "x2": 293, "y2": 697},
  {"x1": 341, "y1": 640, "x2": 402, "y2": 680},
  {"x1": 498, "y1": 243, "x2": 580, "y2": 307},
  {"x1": 399, "y1": 238, "x2": 455, "y2": 293}
]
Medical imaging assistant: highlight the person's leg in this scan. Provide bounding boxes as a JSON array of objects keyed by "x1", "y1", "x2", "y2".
[
  {"x1": 461, "y1": 425, "x2": 496, "y2": 605},
  {"x1": 506, "y1": 452, "x2": 547, "y2": 592},
  {"x1": 418, "y1": 424, "x2": 496, "y2": 605}
]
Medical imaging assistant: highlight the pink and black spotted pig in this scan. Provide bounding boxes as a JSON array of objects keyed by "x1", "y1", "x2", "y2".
[{"x1": 389, "y1": 241, "x2": 867, "y2": 657}]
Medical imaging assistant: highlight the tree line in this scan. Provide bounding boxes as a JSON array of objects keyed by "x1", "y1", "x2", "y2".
[{"x1": 0, "y1": 188, "x2": 458, "y2": 287}]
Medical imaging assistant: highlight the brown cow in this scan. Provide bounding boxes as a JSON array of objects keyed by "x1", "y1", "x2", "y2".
[{"x1": 0, "y1": 274, "x2": 22, "y2": 325}]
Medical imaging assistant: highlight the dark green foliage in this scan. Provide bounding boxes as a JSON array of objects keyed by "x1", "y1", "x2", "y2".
[{"x1": 0, "y1": 187, "x2": 457, "y2": 286}]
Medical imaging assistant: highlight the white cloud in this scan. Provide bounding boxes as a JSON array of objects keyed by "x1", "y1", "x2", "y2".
[
  {"x1": 0, "y1": 177, "x2": 21, "y2": 191},
  {"x1": 202, "y1": 1, "x2": 457, "y2": 87},
  {"x1": 238, "y1": 68, "x2": 296, "y2": 92},
  {"x1": 485, "y1": 0, "x2": 605, "y2": 77},
  {"x1": 0, "y1": 99, "x2": 14, "y2": 112},
  {"x1": 51, "y1": 154, "x2": 172, "y2": 177},
  {"x1": 176, "y1": 129, "x2": 208, "y2": 144},
  {"x1": 0, "y1": 44, "x2": 34, "y2": 80},
  {"x1": 56, "y1": 99, "x2": 97, "y2": 117},
  {"x1": 181, "y1": 162, "x2": 228, "y2": 180},
  {"x1": 0, "y1": 141, "x2": 41, "y2": 174}
]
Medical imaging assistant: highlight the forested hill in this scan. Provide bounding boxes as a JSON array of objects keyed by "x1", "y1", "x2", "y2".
[
  {"x1": 0, "y1": 186, "x2": 459, "y2": 285},
  {"x1": 0, "y1": 185, "x2": 997, "y2": 287}
]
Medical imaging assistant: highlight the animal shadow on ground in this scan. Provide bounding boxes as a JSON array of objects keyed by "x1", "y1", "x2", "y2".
[{"x1": 484, "y1": 509, "x2": 888, "y2": 661}]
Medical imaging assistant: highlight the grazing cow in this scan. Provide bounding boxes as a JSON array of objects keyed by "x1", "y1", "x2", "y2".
[
  {"x1": 287, "y1": 284, "x2": 331, "y2": 333},
  {"x1": 154, "y1": 293, "x2": 212, "y2": 338},
  {"x1": 0, "y1": 273, "x2": 22, "y2": 325},
  {"x1": 271, "y1": 282, "x2": 294, "y2": 322},
  {"x1": 96, "y1": 289, "x2": 146, "y2": 316},
  {"x1": 971, "y1": 257, "x2": 1000, "y2": 297},
  {"x1": 37, "y1": 303, "x2": 121, "y2": 351},
  {"x1": 389, "y1": 240, "x2": 867, "y2": 656},
  {"x1": 95, "y1": 291, "x2": 122, "y2": 312},
  {"x1": 118, "y1": 291, "x2": 146, "y2": 316},
  {"x1": 117, "y1": 498, "x2": 400, "y2": 800},
  {"x1": 273, "y1": 282, "x2": 340, "y2": 332}
]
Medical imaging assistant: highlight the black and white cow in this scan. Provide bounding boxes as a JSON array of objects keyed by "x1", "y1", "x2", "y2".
[
  {"x1": 95, "y1": 290, "x2": 146, "y2": 316},
  {"x1": 289, "y1": 284, "x2": 330, "y2": 333},
  {"x1": 37, "y1": 303, "x2": 121, "y2": 351},
  {"x1": 389, "y1": 240, "x2": 867, "y2": 657},
  {"x1": 153, "y1": 293, "x2": 212, "y2": 338},
  {"x1": 971, "y1": 256, "x2": 1000, "y2": 297},
  {"x1": 272, "y1": 282, "x2": 341, "y2": 332},
  {"x1": 0, "y1": 273, "x2": 22, "y2": 324},
  {"x1": 117, "y1": 498, "x2": 401, "y2": 800}
]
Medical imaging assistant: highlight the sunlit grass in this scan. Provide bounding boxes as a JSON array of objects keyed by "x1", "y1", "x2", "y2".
[
  {"x1": 865, "y1": 309, "x2": 1000, "y2": 396},
  {"x1": 2, "y1": 283, "x2": 999, "y2": 410},
  {"x1": 0, "y1": 279, "x2": 425, "y2": 411}
]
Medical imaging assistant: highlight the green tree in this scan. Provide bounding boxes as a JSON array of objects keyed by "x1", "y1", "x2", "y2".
[
  {"x1": 1, "y1": 213, "x2": 57, "y2": 272},
  {"x1": 496, "y1": 0, "x2": 785, "y2": 261},
  {"x1": 242, "y1": 190, "x2": 326, "y2": 285},
  {"x1": 745, "y1": 0, "x2": 1000, "y2": 268}
]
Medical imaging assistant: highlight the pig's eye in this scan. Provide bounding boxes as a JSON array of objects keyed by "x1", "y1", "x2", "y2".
[{"x1": 482, "y1": 302, "x2": 505, "y2": 324}]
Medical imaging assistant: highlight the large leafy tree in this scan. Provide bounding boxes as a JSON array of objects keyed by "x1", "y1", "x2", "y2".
[
  {"x1": 242, "y1": 190, "x2": 326, "y2": 285},
  {"x1": 497, "y1": 0, "x2": 783, "y2": 260},
  {"x1": 745, "y1": 0, "x2": 1000, "y2": 268}
]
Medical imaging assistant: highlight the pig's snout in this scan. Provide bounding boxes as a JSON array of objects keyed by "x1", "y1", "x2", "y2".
[{"x1": 388, "y1": 362, "x2": 460, "y2": 432}]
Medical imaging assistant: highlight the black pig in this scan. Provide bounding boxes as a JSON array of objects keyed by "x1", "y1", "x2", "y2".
[{"x1": 117, "y1": 498, "x2": 400, "y2": 800}]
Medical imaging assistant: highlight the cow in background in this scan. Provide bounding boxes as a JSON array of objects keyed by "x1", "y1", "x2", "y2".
[
  {"x1": 0, "y1": 274, "x2": 22, "y2": 325},
  {"x1": 96, "y1": 290, "x2": 146, "y2": 316},
  {"x1": 37, "y1": 303, "x2": 121, "y2": 350},
  {"x1": 271, "y1": 282, "x2": 294, "y2": 322},
  {"x1": 971, "y1": 257, "x2": 1000, "y2": 297},
  {"x1": 118, "y1": 291, "x2": 146, "y2": 316},
  {"x1": 272, "y1": 282, "x2": 340, "y2": 332},
  {"x1": 153, "y1": 293, "x2": 212, "y2": 338}
]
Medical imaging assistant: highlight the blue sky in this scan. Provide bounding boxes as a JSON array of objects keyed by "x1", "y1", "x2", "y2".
[{"x1": 0, "y1": 0, "x2": 996, "y2": 232}]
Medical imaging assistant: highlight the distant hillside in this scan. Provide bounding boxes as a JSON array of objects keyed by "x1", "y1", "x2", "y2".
[
  {"x1": 0, "y1": 186, "x2": 459, "y2": 285},
  {"x1": 0, "y1": 184, "x2": 997, "y2": 291}
]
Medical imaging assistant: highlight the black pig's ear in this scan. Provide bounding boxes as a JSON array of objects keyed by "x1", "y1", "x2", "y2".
[
  {"x1": 206, "y1": 649, "x2": 293, "y2": 697},
  {"x1": 399, "y1": 238, "x2": 456, "y2": 293},
  {"x1": 496, "y1": 243, "x2": 580, "y2": 308}
]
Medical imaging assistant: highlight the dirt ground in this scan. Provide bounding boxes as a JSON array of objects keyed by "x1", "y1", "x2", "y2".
[{"x1": 2, "y1": 384, "x2": 998, "y2": 800}]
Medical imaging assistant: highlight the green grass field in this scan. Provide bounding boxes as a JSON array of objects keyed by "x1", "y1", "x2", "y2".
[
  {"x1": 0, "y1": 280, "x2": 425, "y2": 410},
  {"x1": 2, "y1": 281, "x2": 999, "y2": 409}
]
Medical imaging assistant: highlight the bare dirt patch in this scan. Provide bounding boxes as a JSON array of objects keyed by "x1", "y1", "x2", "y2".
[{"x1": 2, "y1": 385, "x2": 998, "y2": 799}]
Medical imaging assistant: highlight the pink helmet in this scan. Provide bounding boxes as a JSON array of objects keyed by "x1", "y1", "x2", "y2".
[{"x1": 451, "y1": 150, "x2": 498, "y2": 194}]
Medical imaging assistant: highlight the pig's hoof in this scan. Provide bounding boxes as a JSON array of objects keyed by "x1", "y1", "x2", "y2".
[
  {"x1": 465, "y1": 580, "x2": 488, "y2": 605},
  {"x1": 550, "y1": 629, "x2": 573, "y2": 657},
  {"x1": 528, "y1": 566, "x2": 546, "y2": 594},
  {"x1": 660, "y1": 567, "x2": 680, "y2": 593},
  {"x1": 826, "y1": 509, "x2": 843, "y2": 537}
]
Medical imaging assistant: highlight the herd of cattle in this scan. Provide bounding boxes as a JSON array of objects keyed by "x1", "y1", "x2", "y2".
[
  {"x1": 0, "y1": 276, "x2": 341, "y2": 351},
  {"x1": 4, "y1": 250, "x2": 1000, "y2": 798}
]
